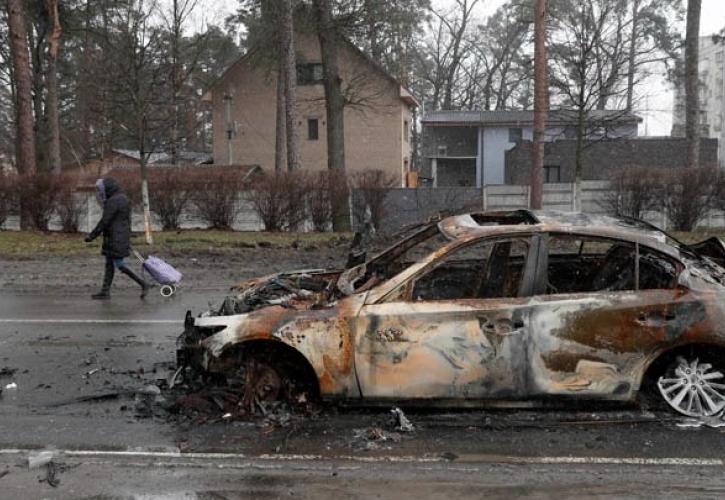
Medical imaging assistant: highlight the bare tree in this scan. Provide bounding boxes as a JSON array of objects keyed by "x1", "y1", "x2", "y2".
[
  {"x1": 600, "y1": 166, "x2": 664, "y2": 219},
  {"x1": 530, "y1": 0, "x2": 547, "y2": 209},
  {"x1": 313, "y1": 0, "x2": 349, "y2": 231},
  {"x1": 549, "y1": 0, "x2": 632, "y2": 210},
  {"x1": 684, "y1": 0, "x2": 701, "y2": 171},
  {"x1": 45, "y1": 0, "x2": 61, "y2": 173}
]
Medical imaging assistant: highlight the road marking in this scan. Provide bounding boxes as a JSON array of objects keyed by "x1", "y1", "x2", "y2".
[
  {"x1": 0, "y1": 319, "x2": 181, "y2": 325},
  {"x1": 0, "y1": 448, "x2": 723, "y2": 467}
]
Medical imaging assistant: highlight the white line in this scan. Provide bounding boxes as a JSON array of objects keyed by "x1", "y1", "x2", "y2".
[
  {"x1": 0, "y1": 319, "x2": 181, "y2": 325},
  {"x1": 0, "y1": 448, "x2": 722, "y2": 467}
]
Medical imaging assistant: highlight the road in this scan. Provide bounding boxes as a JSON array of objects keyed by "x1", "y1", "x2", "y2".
[{"x1": 2, "y1": 290, "x2": 725, "y2": 499}]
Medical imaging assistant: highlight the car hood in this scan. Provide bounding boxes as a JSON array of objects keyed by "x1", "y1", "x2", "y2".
[{"x1": 207, "y1": 268, "x2": 344, "y2": 317}]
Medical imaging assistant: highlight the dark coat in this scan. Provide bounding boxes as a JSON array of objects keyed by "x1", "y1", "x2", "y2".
[{"x1": 88, "y1": 178, "x2": 131, "y2": 258}]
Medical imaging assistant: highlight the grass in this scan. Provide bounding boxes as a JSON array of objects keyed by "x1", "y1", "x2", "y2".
[
  {"x1": 2, "y1": 228, "x2": 724, "y2": 259},
  {"x1": 0, "y1": 230, "x2": 352, "y2": 258}
]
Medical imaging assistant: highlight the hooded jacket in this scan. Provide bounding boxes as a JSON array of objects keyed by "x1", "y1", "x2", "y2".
[{"x1": 88, "y1": 177, "x2": 131, "y2": 258}]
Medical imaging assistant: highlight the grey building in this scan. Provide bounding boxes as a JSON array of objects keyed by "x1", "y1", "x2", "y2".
[
  {"x1": 420, "y1": 110, "x2": 641, "y2": 187},
  {"x1": 504, "y1": 137, "x2": 719, "y2": 185},
  {"x1": 672, "y1": 33, "x2": 725, "y2": 167}
]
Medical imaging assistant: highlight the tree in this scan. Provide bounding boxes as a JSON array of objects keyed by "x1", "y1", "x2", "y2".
[
  {"x1": 5, "y1": 0, "x2": 36, "y2": 177},
  {"x1": 548, "y1": 0, "x2": 632, "y2": 210},
  {"x1": 45, "y1": 0, "x2": 62, "y2": 173},
  {"x1": 530, "y1": 0, "x2": 547, "y2": 210},
  {"x1": 313, "y1": 0, "x2": 349, "y2": 231},
  {"x1": 281, "y1": 0, "x2": 300, "y2": 172},
  {"x1": 684, "y1": 0, "x2": 701, "y2": 171}
]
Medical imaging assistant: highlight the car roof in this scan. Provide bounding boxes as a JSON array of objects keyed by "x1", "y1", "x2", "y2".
[{"x1": 438, "y1": 210, "x2": 681, "y2": 259}]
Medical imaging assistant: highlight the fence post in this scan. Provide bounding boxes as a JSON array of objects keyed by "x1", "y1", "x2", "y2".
[{"x1": 482, "y1": 185, "x2": 488, "y2": 211}]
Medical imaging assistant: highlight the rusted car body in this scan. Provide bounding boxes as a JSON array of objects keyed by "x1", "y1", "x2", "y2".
[{"x1": 177, "y1": 210, "x2": 725, "y2": 416}]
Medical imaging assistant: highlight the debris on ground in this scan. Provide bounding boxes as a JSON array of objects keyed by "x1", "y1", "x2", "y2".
[
  {"x1": 0, "y1": 367, "x2": 17, "y2": 378},
  {"x1": 390, "y1": 407, "x2": 415, "y2": 432},
  {"x1": 4, "y1": 382, "x2": 17, "y2": 390},
  {"x1": 135, "y1": 384, "x2": 163, "y2": 418},
  {"x1": 37, "y1": 461, "x2": 77, "y2": 488},
  {"x1": 351, "y1": 427, "x2": 402, "y2": 451},
  {"x1": 46, "y1": 392, "x2": 121, "y2": 408},
  {"x1": 27, "y1": 450, "x2": 55, "y2": 470},
  {"x1": 676, "y1": 409, "x2": 725, "y2": 429},
  {"x1": 0, "y1": 469, "x2": 9, "y2": 480}
]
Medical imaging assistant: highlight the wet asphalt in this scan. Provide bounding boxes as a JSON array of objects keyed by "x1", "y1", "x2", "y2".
[{"x1": 2, "y1": 290, "x2": 725, "y2": 498}]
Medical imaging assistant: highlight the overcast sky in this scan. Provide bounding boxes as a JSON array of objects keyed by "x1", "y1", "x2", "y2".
[{"x1": 197, "y1": 0, "x2": 725, "y2": 135}]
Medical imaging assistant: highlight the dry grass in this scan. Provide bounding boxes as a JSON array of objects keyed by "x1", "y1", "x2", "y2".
[{"x1": 0, "y1": 230, "x2": 351, "y2": 258}]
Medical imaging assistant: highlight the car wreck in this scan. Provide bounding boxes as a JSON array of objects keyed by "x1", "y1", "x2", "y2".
[{"x1": 177, "y1": 210, "x2": 725, "y2": 418}]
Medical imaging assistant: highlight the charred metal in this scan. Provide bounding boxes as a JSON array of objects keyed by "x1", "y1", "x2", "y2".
[{"x1": 176, "y1": 210, "x2": 725, "y2": 418}]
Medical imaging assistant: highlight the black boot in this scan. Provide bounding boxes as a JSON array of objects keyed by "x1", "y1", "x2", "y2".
[
  {"x1": 92, "y1": 260, "x2": 114, "y2": 300},
  {"x1": 119, "y1": 265, "x2": 152, "y2": 298}
]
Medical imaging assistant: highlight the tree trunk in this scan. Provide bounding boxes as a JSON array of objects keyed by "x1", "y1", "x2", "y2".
[
  {"x1": 45, "y1": 0, "x2": 62, "y2": 174},
  {"x1": 625, "y1": 0, "x2": 640, "y2": 112},
  {"x1": 138, "y1": 117, "x2": 153, "y2": 245},
  {"x1": 274, "y1": 62, "x2": 286, "y2": 172},
  {"x1": 573, "y1": 104, "x2": 586, "y2": 212},
  {"x1": 6, "y1": 0, "x2": 37, "y2": 178},
  {"x1": 281, "y1": 0, "x2": 299, "y2": 171},
  {"x1": 530, "y1": 0, "x2": 546, "y2": 210},
  {"x1": 685, "y1": 0, "x2": 702, "y2": 170},
  {"x1": 170, "y1": 0, "x2": 180, "y2": 166},
  {"x1": 314, "y1": 0, "x2": 349, "y2": 231}
]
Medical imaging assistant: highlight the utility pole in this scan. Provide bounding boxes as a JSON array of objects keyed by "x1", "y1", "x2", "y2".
[{"x1": 530, "y1": 0, "x2": 547, "y2": 210}]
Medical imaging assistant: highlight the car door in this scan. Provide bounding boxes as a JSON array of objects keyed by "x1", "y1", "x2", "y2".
[
  {"x1": 352, "y1": 234, "x2": 540, "y2": 400},
  {"x1": 527, "y1": 233, "x2": 684, "y2": 399}
]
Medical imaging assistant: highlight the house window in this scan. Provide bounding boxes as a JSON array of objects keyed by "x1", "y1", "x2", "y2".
[
  {"x1": 296, "y1": 63, "x2": 324, "y2": 85},
  {"x1": 544, "y1": 165, "x2": 561, "y2": 183},
  {"x1": 437, "y1": 145, "x2": 447, "y2": 156},
  {"x1": 404, "y1": 120, "x2": 410, "y2": 142},
  {"x1": 308, "y1": 118, "x2": 319, "y2": 140},
  {"x1": 509, "y1": 127, "x2": 522, "y2": 143}
]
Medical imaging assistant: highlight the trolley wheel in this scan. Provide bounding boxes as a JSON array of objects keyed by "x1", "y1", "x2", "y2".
[{"x1": 160, "y1": 285, "x2": 175, "y2": 297}]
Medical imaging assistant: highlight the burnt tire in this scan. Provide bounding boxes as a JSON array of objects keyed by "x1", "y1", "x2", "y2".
[{"x1": 233, "y1": 345, "x2": 319, "y2": 410}]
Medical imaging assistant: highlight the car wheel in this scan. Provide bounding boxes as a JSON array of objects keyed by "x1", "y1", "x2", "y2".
[
  {"x1": 241, "y1": 356, "x2": 286, "y2": 408},
  {"x1": 657, "y1": 356, "x2": 725, "y2": 417}
]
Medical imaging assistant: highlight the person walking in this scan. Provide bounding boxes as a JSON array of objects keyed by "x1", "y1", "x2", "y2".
[{"x1": 85, "y1": 177, "x2": 151, "y2": 300}]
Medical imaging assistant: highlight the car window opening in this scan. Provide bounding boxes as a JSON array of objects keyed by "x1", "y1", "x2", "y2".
[
  {"x1": 546, "y1": 235, "x2": 678, "y2": 294},
  {"x1": 412, "y1": 238, "x2": 530, "y2": 301}
]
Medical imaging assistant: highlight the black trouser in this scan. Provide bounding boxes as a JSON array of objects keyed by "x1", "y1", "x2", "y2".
[{"x1": 100, "y1": 256, "x2": 147, "y2": 291}]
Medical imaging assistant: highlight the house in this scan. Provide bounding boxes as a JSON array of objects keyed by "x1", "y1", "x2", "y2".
[
  {"x1": 77, "y1": 149, "x2": 212, "y2": 175},
  {"x1": 420, "y1": 110, "x2": 642, "y2": 187},
  {"x1": 203, "y1": 31, "x2": 418, "y2": 186},
  {"x1": 504, "y1": 137, "x2": 719, "y2": 184}
]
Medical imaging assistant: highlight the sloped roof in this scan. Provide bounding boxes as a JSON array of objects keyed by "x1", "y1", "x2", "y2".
[
  {"x1": 205, "y1": 32, "x2": 418, "y2": 108},
  {"x1": 422, "y1": 109, "x2": 642, "y2": 126}
]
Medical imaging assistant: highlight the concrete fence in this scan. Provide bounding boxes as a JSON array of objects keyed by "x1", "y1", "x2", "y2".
[{"x1": 2, "y1": 181, "x2": 725, "y2": 233}]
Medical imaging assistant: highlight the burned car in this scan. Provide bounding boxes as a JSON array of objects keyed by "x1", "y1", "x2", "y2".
[{"x1": 177, "y1": 210, "x2": 725, "y2": 417}]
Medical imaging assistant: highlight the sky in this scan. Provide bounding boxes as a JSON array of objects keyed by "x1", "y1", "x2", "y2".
[{"x1": 201, "y1": 0, "x2": 724, "y2": 136}]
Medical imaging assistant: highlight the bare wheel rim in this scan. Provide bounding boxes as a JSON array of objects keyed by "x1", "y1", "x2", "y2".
[
  {"x1": 242, "y1": 358, "x2": 283, "y2": 407},
  {"x1": 657, "y1": 357, "x2": 725, "y2": 417}
]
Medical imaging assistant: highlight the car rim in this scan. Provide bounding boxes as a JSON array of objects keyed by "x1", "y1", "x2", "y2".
[
  {"x1": 242, "y1": 358, "x2": 283, "y2": 406},
  {"x1": 657, "y1": 357, "x2": 725, "y2": 417}
]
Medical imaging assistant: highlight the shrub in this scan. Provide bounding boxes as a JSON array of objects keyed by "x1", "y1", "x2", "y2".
[
  {"x1": 56, "y1": 173, "x2": 86, "y2": 233},
  {"x1": 18, "y1": 173, "x2": 61, "y2": 231},
  {"x1": 351, "y1": 169, "x2": 397, "y2": 232},
  {"x1": 600, "y1": 167, "x2": 664, "y2": 220},
  {"x1": 149, "y1": 167, "x2": 193, "y2": 230},
  {"x1": 0, "y1": 172, "x2": 18, "y2": 229},
  {"x1": 662, "y1": 166, "x2": 719, "y2": 231},
  {"x1": 191, "y1": 167, "x2": 246, "y2": 229},
  {"x1": 247, "y1": 170, "x2": 310, "y2": 231},
  {"x1": 308, "y1": 171, "x2": 333, "y2": 232}
]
